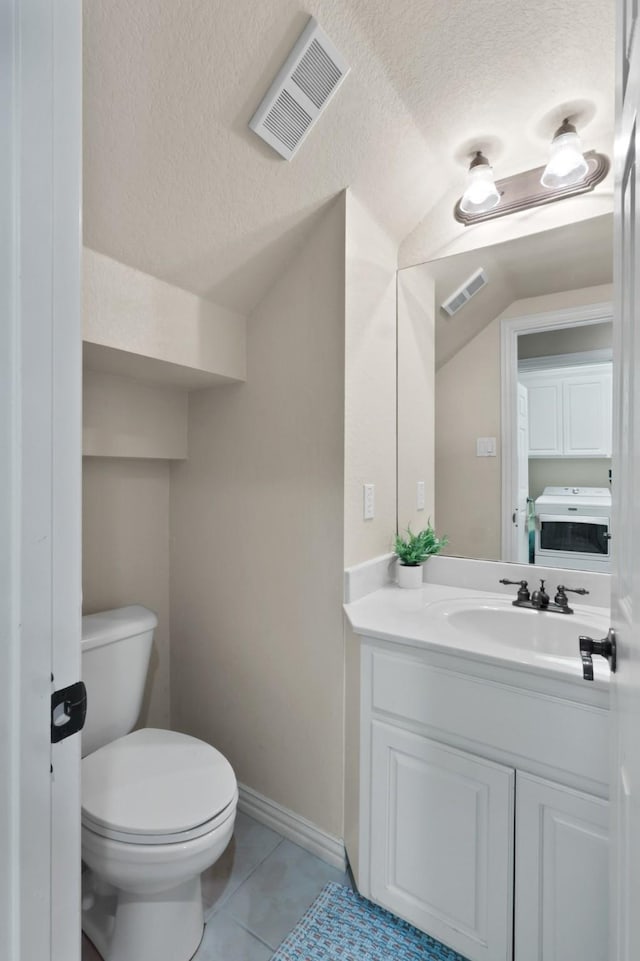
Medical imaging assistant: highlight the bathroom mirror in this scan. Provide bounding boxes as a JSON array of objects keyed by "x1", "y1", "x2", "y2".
[{"x1": 397, "y1": 212, "x2": 614, "y2": 571}]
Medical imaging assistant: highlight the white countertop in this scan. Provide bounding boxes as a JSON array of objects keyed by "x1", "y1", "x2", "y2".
[{"x1": 344, "y1": 581, "x2": 611, "y2": 690}]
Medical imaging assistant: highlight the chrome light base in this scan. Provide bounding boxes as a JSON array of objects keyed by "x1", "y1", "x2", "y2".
[{"x1": 454, "y1": 150, "x2": 610, "y2": 226}]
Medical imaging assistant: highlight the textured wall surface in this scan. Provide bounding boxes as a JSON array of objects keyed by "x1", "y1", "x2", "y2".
[
  {"x1": 344, "y1": 193, "x2": 398, "y2": 566},
  {"x1": 83, "y1": 457, "x2": 171, "y2": 729},
  {"x1": 84, "y1": 1, "x2": 614, "y2": 312},
  {"x1": 169, "y1": 200, "x2": 345, "y2": 836}
]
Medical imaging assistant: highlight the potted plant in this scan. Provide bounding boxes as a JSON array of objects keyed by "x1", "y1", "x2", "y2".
[{"x1": 393, "y1": 523, "x2": 448, "y2": 589}]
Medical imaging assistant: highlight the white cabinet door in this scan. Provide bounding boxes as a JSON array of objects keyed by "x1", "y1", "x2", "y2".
[
  {"x1": 520, "y1": 364, "x2": 613, "y2": 457},
  {"x1": 522, "y1": 374, "x2": 563, "y2": 456},
  {"x1": 563, "y1": 371, "x2": 613, "y2": 456},
  {"x1": 370, "y1": 721, "x2": 514, "y2": 961},
  {"x1": 514, "y1": 772, "x2": 608, "y2": 961}
]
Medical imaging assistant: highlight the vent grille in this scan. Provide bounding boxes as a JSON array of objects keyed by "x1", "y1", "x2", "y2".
[
  {"x1": 441, "y1": 268, "x2": 488, "y2": 316},
  {"x1": 445, "y1": 292, "x2": 468, "y2": 315},
  {"x1": 249, "y1": 18, "x2": 350, "y2": 160},
  {"x1": 292, "y1": 39, "x2": 342, "y2": 109},
  {"x1": 263, "y1": 90, "x2": 313, "y2": 152}
]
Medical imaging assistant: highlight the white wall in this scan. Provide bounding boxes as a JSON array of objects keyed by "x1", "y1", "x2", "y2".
[
  {"x1": 169, "y1": 198, "x2": 346, "y2": 836},
  {"x1": 83, "y1": 247, "x2": 247, "y2": 385},
  {"x1": 518, "y1": 321, "x2": 612, "y2": 359},
  {"x1": 79, "y1": 195, "x2": 401, "y2": 840},
  {"x1": 82, "y1": 362, "x2": 188, "y2": 731},
  {"x1": 344, "y1": 194, "x2": 398, "y2": 566},
  {"x1": 529, "y1": 458, "x2": 611, "y2": 500},
  {"x1": 83, "y1": 369, "x2": 187, "y2": 459},
  {"x1": 83, "y1": 458, "x2": 171, "y2": 729},
  {"x1": 435, "y1": 284, "x2": 613, "y2": 561},
  {"x1": 397, "y1": 265, "x2": 436, "y2": 533},
  {"x1": 81, "y1": 249, "x2": 247, "y2": 733},
  {"x1": 499, "y1": 284, "x2": 613, "y2": 323},
  {"x1": 436, "y1": 315, "x2": 502, "y2": 560}
]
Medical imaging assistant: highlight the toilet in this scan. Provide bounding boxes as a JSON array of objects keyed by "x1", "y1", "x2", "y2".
[{"x1": 80, "y1": 605, "x2": 238, "y2": 961}]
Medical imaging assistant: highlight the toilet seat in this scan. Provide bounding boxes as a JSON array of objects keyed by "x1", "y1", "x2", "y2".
[
  {"x1": 82, "y1": 728, "x2": 237, "y2": 844},
  {"x1": 82, "y1": 790, "x2": 237, "y2": 845}
]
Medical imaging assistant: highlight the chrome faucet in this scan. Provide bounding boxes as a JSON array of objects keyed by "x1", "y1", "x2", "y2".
[{"x1": 499, "y1": 578, "x2": 589, "y2": 614}]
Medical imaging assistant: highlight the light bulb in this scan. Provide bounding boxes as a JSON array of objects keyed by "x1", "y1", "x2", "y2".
[
  {"x1": 460, "y1": 152, "x2": 501, "y2": 214},
  {"x1": 541, "y1": 120, "x2": 589, "y2": 189}
]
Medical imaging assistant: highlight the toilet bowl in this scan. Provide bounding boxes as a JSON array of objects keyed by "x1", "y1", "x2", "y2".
[{"x1": 81, "y1": 608, "x2": 238, "y2": 961}]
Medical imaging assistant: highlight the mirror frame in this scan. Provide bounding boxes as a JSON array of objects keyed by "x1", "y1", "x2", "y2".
[{"x1": 500, "y1": 300, "x2": 614, "y2": 561}]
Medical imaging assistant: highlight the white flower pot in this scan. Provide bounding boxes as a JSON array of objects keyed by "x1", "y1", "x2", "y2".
[{"x1": 397, "y1": 563, "x2": 424, "y2": 589}]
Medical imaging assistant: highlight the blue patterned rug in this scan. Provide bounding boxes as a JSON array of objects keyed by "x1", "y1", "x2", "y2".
[{"x1": 270, "y1": 882, "x2": 470, "y2": 961}]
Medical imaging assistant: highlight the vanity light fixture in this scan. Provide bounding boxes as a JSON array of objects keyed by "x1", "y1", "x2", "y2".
[
  {"x1": 540, "y1": 118, "x2": 589, "y2": 188},
  {"x1": 459, "y1": 152, "x2": 501, "y2": 215},
  {"x1": 454, "y1": 131, "x2": 609, "y2": 227}
]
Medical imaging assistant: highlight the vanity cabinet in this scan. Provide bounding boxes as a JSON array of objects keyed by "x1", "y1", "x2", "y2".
[
  {"x1": 352, "y1": 638, "x2": 609, "y2": 961},
  {"x1": 519, "y1": 363, "x2": 612, "y2": 457},
  {"x1": 370, "y1": 722, "x2": 514, "y2": 961},
  {"x1": 514, "y1": 773, "x2": 609, "y2": 961}
]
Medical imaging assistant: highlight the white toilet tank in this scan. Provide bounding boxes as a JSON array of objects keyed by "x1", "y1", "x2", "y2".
[{"x1": 81, "y1": 605, "x2": 158, "y2": 757}]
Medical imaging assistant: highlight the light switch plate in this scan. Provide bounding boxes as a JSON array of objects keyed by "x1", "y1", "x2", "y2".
[
  {"x1": 476, "y1": 437, "x2": 497, "y2": 457},
  {"x1": 363, "y1": 483, "x2": 375, "y2": 519},
  {"x1": 417, "y1": 480, "x2": 425, "y2": 510}
]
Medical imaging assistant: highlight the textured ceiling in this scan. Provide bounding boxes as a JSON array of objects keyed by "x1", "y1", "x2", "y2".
[
  {"x1": 416, "y1": 214, "x2": 613, "y2": 369},
  {"x1": 83, "y1": 0, "x2": 615, "y2": 314}
]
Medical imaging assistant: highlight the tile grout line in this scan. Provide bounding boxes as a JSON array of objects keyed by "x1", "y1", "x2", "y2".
[
  {"x1": 204, "y1": 836, "x2": 286, "y2": 922},
  {"x1": 221, "y1": 912, "x2": 279, "y2": 953}
]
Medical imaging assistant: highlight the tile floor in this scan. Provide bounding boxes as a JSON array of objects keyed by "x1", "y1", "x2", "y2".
[{"x1": 81, "y1": 811, "x2": 351, "y2": 961}]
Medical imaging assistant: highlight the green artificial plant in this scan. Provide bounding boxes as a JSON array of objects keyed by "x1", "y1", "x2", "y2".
[{"x1": 394, "y1": 522, "x2": 448, "y2": 567}]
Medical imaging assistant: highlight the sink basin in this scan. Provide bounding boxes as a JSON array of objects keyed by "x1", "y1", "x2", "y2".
[{"x1": 430, "y1": 597, "x2": 609, "y2": 658}]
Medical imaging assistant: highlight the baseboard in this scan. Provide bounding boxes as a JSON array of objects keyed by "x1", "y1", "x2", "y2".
[{"x1": 237, "y1": 783, "x2": 346, "y2": 871}]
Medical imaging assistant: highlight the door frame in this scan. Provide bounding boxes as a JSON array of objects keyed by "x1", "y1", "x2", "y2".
[
  {"x1": 500, "y1": 301, "x2": 614, "y2": 562},
  {"x1": 1, "y1": 1, "x2": 83, "y2": 959}
]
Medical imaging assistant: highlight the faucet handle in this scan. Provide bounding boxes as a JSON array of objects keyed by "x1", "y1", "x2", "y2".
[
  {"x1": 499, "y1": 578, "x2": 530, "y2": 602},
  {"x1": 554, "y1": 584, "x2": 589, "y2": 609}
]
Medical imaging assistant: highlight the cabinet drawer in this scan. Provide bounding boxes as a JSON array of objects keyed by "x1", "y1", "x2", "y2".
[{"x1": 369, "y1": 648, "x2": 608, "y2": 788}]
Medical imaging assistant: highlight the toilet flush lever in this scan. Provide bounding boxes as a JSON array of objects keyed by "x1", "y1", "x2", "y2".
[{"x1": 51, "y1": 680, "x2": 87, "y2": 743}]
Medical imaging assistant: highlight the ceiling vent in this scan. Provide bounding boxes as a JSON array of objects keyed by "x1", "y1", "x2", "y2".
[
  {"x1": 249, "y1": 17, "x2": 350, "y2": 160},
  {"x1": 441, "y1": 268, "x2": 489, "y2": 316}
]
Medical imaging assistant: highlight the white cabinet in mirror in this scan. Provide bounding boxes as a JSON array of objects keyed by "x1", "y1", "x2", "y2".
[
  {"x1": 519, "y1": 361, "x2": 612, "y2": 458},
  {"x1": 397, "y1": 213, "x2": 614, "y2": 570}
]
